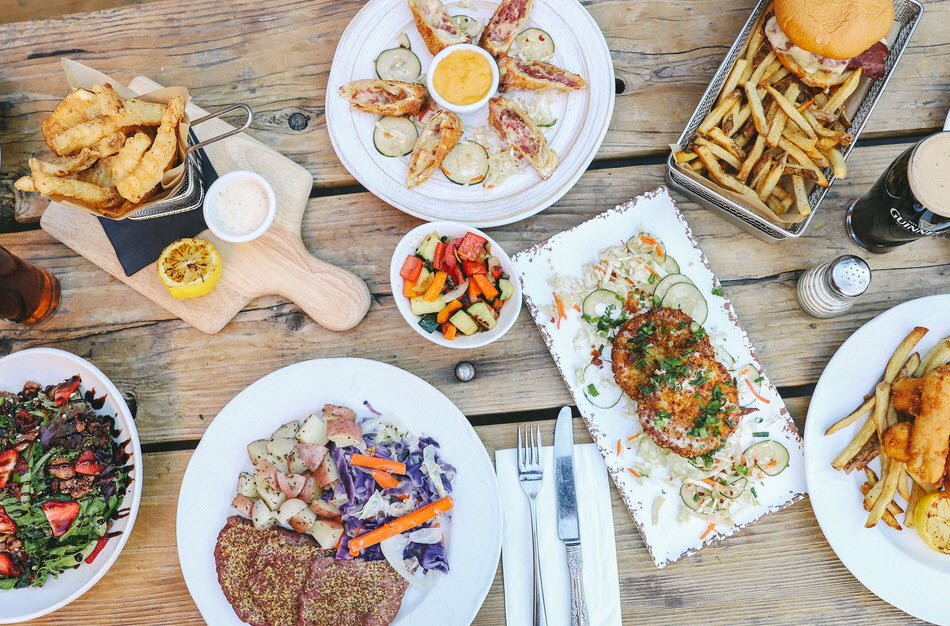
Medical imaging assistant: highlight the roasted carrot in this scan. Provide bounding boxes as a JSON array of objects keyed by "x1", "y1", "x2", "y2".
[
  {"x1": 471, "y1": 273, "x2": 498, "y2": 300},
  {"x1": 492, "y1": 298, "x2": 504, "y2": 310},
  {"x1": 700, "y1": 523, "x2": 716, "y2": 539},
  {"x1": 350, "y1": 454, "x2": 407, "y2": 475},
  {"x1": 403, "y1": 280, "x2": 416, "y2": 298},
  {"x1": 468, "y1": 278, "x2": 480, "y2": 302},
  {"x1": 349, "y1": 496, "x2": 455, "y2": 555},
  {"x1": 423, "y1": 271, "x2": 447, "y2": 302},
  {"x1": 437, "y1": 299, "x2": 462, "y2": 324},
  {"x1": 442, "y1": 323, "x2": 457, "y2": 340},
  {"x1": 371, "y1": 470, "x2": 399, "y2": 489}
]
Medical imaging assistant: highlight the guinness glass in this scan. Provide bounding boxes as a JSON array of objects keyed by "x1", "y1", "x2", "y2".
[{"x1": 846, "y1": 132, "x2": 950, "y2": 253}]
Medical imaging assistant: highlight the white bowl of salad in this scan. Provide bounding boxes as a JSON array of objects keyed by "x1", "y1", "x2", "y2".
[
  {"x1": 0, "y1": 348, "x2": 141, "y2": 623},
  {"x1": 390, "y1": 221, "x2": 522, "y2": 349}
]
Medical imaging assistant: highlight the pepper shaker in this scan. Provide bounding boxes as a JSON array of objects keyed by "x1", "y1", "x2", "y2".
[{"x1": 796, "y1": 255, "x2": 871, "y2": 319}]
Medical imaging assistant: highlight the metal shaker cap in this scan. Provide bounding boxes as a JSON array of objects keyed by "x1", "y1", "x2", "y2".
[{"x1": 828, "y1": 255, "x2": 871, "y2": 298}]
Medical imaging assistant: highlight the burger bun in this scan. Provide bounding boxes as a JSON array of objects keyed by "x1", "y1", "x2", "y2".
[{"x1": 774, "y1": 0, "x2": 893, "y2": 60}]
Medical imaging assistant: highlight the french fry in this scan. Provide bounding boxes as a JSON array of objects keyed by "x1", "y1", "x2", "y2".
[
  {"x1": 744, "y1": 82, "x2": 769, "y2": 135},
  {"x1": 695, "y1": 146, "x2": 759, "y2": 200},
  {"x1": 872, "y1": 382, "x2": 891, "y2": 440},
  {"x1": 766, "y1": 109, "x2": 787, "y2": 148},
  {"x1": 806, "y1": 148, "x2": 831, "y2": 168},
  {"x1": 748, "y1": 155, "x2": 772, "y2": 189},
  {"x1": 777, "y1": 138, "x2": 829, "y2": 186},
  {"x1": 884, "y1": 327, "x2": 929, "y2": 383},
  {"x1": 766, "y1": 195, "x2": 784, "y2": 214},
  {"x1": 860, "y1": 482, "x2": 902, "y2": 530},
  {"x1": 821, "y1": 68, "x2": 863, "y2": 114},
  {"x1": 866, "y1": 460, "x2": 901, "y2": 528},
  {"x1": 923, "y1": 339, "x2": 950, "y2": 375},
  {"x1": 758, "y1": 59, "x2": 783, "y2": 85},
  {"x1": 785, "y1": 164, "x2": 818, "y2": 181},
  {"x1": 737, "y1": 135, "x2": 766, "y2": 181},
  {"x1": 898, "y1": 353, "x2": 921, "y2": 379},
  {"x1": 744, "y1": 23, "x2": 764, "y2": 67},
  {"x1": 915, "y1": 334, "x2": 950, "y2": 377},
  {"x1": 765, "y1": 84, "x2": 815, "y2": 138},
  {"x1": 769, "y1": 67, "x2": 791, "y2": 85},
  {"x1": 826, "y1": 396, "x2": 876, "y2": 436},
  {"x1": 897, "y1": 464, "x2": 911, "y2": 502},
  {"x1": 719, "y1": 59, "x2": 748, "y2": 104},
  {"x1": 832, "y1": 414, "x2": 878, "y2": 470},
  {"x1": 708, "y1": 127, "x2": 746, "y2": 160},
  {"x1": 791, "y1": 174, "x2": 811, "y2": 216},
  {"x1": 698, "y1": 90, "x2": 742, "y2": 135},
  {"x1": 674, "y1": 151, "x2": 698, "y2": 163},
  {"x1": 748, "y1": 51, "x2": 777, "y2": 88},
  {"x1": 784, "y1": 129, "x2": 818, "y2": 153},
  {"x1": 756, "y1": 153, "x2": 787, "y2": 201},
  {"x1": 829, "y1": 147, "x2": 847, "y2": 179},
  {"x1": 694, "y1": 138, "x2": 742, "y2": 170},
  {"x1": 864, "y1": 469, "x2": 905, "y2": 515},
  {"x1": 728, "y1": 105, "x2": 751, "y2": 137}
]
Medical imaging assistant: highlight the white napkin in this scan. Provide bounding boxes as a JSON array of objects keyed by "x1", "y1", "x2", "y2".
[{"x1": 496, "y1": 443, "x2": 621, "y2": 626}]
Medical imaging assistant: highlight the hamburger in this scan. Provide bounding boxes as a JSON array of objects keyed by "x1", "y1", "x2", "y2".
[{"x1": 764, "y1": 0, "x2": 893, "y2": 88}]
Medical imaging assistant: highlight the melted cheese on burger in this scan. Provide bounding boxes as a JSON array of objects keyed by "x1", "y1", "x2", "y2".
[{"x1": 764, "y1": 16, "x2": 849, "y2": 76}]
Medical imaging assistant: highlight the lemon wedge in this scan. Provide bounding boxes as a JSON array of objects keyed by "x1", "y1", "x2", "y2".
[
  {"x1": 915, "y1": 491, "x2": 950, "y2": 554},
  {"x1": 157, "y1": 237, "x2": 222, "y2": 300}
]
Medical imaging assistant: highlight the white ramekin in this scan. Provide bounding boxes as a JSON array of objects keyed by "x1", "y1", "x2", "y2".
[
  {"x1": 425, "y1": 44, "x2": 500, "y2": 115},
  {"x1": 202, "y1": 170, "x2": 277, "y2": 243}
]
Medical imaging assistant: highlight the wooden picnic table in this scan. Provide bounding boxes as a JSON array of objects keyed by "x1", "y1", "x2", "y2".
[{"x1": 0, "y1": 0, "x2": 948, "y2": 623}]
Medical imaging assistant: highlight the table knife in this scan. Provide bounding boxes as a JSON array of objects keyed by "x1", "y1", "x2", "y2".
[{"x1": 554, "y1": 407, "x2": 590, "y2": 626}]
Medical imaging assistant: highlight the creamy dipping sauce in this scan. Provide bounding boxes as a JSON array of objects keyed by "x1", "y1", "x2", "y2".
[
  {"x1": 214, "y1": 179, "x2": 270, "y2": 236},
  {"x1": 910, "y1": 132, "x2": 950, "y2": 218},
  {"x1": 432, "y1": 49, "x2": 493, "y2": 105}
]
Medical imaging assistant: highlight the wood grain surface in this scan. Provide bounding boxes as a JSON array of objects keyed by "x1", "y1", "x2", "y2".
[{"x1": 0, "y1": 0, "x2": 948, "y2": 190}]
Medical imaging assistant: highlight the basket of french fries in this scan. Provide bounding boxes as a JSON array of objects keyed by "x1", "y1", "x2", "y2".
[
  {"x1": 15, "y1": 59, "x2": 251, "y2": 221},
  {"x1": 666, "y1": 0, "x2": 922, "y2": 242}
]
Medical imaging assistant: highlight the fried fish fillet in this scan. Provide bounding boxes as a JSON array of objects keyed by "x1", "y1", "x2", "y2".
[
  {"x1": 111, "y1": 132, "x2": 153, "y2": 183},
  {"x1": 613, "y1": 307, "x2": 748, "y2": 457},
  {"x1": 25, "y1": 169, "x2": 123, "y2": 210},
  {"x1": 41, "y1": 88, "x2": 100, "y2": 148},
  {"x1": 891, "y1": 376, "x2": 924, "y2": 417},
  {"x1": 115, "y1": 96, "x2": 185, "y2": 203},
  {"x1": 907, "y1": 365, "x2": 950, "y2": 486}
]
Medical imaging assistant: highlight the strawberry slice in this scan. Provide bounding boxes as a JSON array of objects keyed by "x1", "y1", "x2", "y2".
[
  {"x1": 0, "y1": 450, "x2": 17, "y2": 488},
  {"x1": 42, "y1": 501, "x2": 80, "y2": 537},
  {"x1": 51, "y1": 375, "x2": 81, "y2": 407},
  {"x1": 74, "y1": 450, "x2": 103, "y2": 476},
  {"x1": 0, "y1": 505, "x2": 15, "y2": 536},
  {"x1": 0, "y1": 553, "x2": 21, "y2": 577}
]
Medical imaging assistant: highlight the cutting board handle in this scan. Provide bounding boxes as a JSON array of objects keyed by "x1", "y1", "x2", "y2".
[{"x1": 249, "y1": 228, "x2": 371, "y2": 331}]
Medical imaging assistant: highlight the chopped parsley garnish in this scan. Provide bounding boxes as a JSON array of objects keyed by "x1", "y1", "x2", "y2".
[
  {"x1": 753, "y1": 431, "x2": 768, "y2": 437},
  {"x1": 754, "y1": 375, "x2": 765, "y2": 383},
  {"x1": 735, "y1": 464, "x2": 750, "y2": 476}
]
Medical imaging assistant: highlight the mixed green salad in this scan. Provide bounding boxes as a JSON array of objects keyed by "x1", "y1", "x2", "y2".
[{"x1": 0, "y1": 376, "x2": 131, "y2": 589}]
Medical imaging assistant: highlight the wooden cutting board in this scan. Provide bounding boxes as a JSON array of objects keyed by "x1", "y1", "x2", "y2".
[{"x1": 40, "y1": 76, "x2": 371, "y2": 334}]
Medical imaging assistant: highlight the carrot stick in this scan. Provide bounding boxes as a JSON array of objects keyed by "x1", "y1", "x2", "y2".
[
  {"x1": 627, "y1": 468, "x2": 641, "y2": 478},
  {"x1": 437, "y1": 299, "x2": 462, "y2": 324},
  {"x1": 423, "y1": 271, "x2": 447, "y2": 302},
  {"x1": 471, "y1": 274, "x2": 498, "y2": 300},
  {"x1": 349, "y1": 496, "x2": 455, "y2": 555},
  {"x1": 442, "y1": 323, "x2": 457, "y2": 340},
  {"x1": 573, "y1": 305, "x2": 581, "y2": 312},
  {"x1": 700, "y1": 523, "x2": 716, "y2": 539},
  {"x1": 372, "y1": 470, "x2": 399, "y2": 489},
  {"x1": 350, "y1": 454, "x2": 407, "y2": 475},
  {"x1": 403, "y1": 280, "x2": 416, "y2": 298},
  {"x1": 468, "y1": 278, "x2": 480, "y2": 302}
]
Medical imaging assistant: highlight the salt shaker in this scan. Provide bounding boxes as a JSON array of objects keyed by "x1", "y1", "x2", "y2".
[{"x1": 796, "y1": 255, "x2": 871, "y2": 319}]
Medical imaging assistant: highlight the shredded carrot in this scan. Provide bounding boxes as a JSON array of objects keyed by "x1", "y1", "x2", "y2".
[
  {"x1": 552, "y1": 292, "x2": 567, "y2": 329},
  {"x1": 627, "y1": 434, "x2": 641, "y2": 443},
  {"x1": 634, "y1": 258, "x2": 661, "y2": 278},
  {"x1": 350, "y1": 454, "x2": 407, "y2": 475},
  {"x1": 349, "y1": 496, "x2": 454, "y2": 556},
  {"x1": 596, "y1": 266, "x2": 606, "y2": 275},
  {"x1": 573, "y1": 304, "x2": 581, "y2": 312},
  {"x1": 616, "y1": 439, "x2": 622, "y2": 455},
  {"x1": 703, "y1": 478, "x2": 717, "y2": 487},
  {"x1": 626, "y1": 278, "x2": 634, "y2": 284},
  {"x1": 371, "y1": 470, "x2": 399, "y2": 489},
  {"x1": 744, "y1": 376, "x2": 771, "y2": 404},
  {"x1": 700, "y1": 523, "x2": 716, "y2": 539},
  {"x1": 765, "y1": 460, "x2": 778, "y2": 468},
  {"x1": 640, "y1": 235, "x2": 664, "y2": 258},
  {"x1": 627, "y1": 468, "x2": 640, "y2": 478}
]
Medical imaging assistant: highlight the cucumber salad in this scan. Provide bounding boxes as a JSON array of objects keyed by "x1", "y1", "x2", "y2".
[
  {"x1": 371, "y1": 27, "x2": 564, "y2": 191},
  {"x1": 546, "y1": 231, "x2": 790, "y2": 525}
]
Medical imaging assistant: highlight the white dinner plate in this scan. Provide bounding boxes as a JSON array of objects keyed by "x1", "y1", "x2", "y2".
[
  {"x1": 325, "y1": 0, "x2": 614, "y2": 227},
  {"x1": 0, "y1": 348, "x2": 142, "y2": 624},
  {"x1": 805, "y1": 294, "x2": 950, "y2": 625},
  {"x1": 177, "y1": 358, "x2": 503, "y2": 626}
]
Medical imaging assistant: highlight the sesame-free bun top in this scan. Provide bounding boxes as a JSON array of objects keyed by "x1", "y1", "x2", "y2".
[{"x1": 774, "y1": 0, "x2": 894, "y2": 59}]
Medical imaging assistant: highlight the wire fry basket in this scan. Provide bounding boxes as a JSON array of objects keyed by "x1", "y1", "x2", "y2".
[{"x1": 126, "y1": 104, "x2": 253, "y2": 221}]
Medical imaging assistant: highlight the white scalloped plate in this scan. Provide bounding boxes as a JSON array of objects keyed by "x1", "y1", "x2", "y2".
[{"x1": 325, "y1": 0, "x2": 614, "y2": 227}]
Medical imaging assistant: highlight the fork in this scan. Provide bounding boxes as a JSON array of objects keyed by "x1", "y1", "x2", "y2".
[{"x1": 518, "y1": 424, "x2": 548, "y2": 626}]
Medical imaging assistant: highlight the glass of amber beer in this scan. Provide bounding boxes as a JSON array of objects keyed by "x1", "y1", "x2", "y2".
[
  {"x1": 846, "y1": 132, "x2": 950, "y2": 252},
  {"x1": 0, "y1": 246, "x2": 61, "y2": 325}
]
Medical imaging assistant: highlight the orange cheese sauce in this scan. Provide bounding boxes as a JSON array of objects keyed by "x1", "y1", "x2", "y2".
[{"x1": 432, "y1": 49, "x2": 493, "y2": 106}]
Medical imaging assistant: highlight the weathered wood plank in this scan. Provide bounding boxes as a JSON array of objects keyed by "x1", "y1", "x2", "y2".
[
  {"x1": 3, "y1": 141, "x2": 948, "y2": 443},
  {"x1": 29, "y1": 409, "x2": 926, "y2": 626},
  {"x1": 0, "y1": 0, "x2": 144, "y2": 24},
  {"x1": 0, "y1": 0, "x2": 947, "y2": 191}
]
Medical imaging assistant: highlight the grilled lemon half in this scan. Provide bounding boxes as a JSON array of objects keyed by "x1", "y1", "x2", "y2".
[
  {"x1": 915, "y1": 491, "x2": 950, "y2": 554},
  {"x1": 157, "y1": 237, "x2": 222, "y2": 300}
]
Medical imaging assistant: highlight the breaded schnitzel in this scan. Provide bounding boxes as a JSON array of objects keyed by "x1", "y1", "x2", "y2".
[{"x1": 612, "y1": 307, "x2": 748, "y2": 457}]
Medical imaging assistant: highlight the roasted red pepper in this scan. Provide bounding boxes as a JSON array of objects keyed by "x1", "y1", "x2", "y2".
[
  {"x1": 492, "y1": 266, "x2": 503, "y2": 279},
  {"x1": 443, "y1": 242, "x2": 465, "y2": 285},
  {"x1": 85, "y1": 536, "x2": 111, "y2": 564},
  {"x1": 456, "y1": 232, "x2": 487, "y2": 261},
  {"x1": 432, "y1": 242, "x2": 446, "y2": 271},
  {"x1": 51, "y1": 375, "x2": 81, "y2": 407},
  {"x1": 462, "y1": 260, "x2": 488, "y2": 275},
  {"x1": 0, "y1": 450, "x2": 16, "y2": 489},
  {"x1": 398, "y1": 256, "x2": 423, "y2": 283}
]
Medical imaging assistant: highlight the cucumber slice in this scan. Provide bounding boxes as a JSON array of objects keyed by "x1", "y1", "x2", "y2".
[
  {"x1": 375, "y1": 48, "x2": 422, "y2": 82},
  {"x1": 680, "y1": 482, "x2": 710, "y2": 512},
  {"x1": 441, "y1": 141, "x2": 489, "y2": 185},
  {"x1": 450, "y1": 15, "x2": 481, "y2": 39},
  {"x1": 396, "y1": 33, "x2": 411, "y2": 49},
  {"x1": 687, "y1": 455, "x2": 714, "y2": 470},
  {"x1": 581, "y1": 289, "x2": 623, "y2": 321},
  {"x1": 720, "y1": 477, "x2": 748, "y2": 499},
  {"x1": 652, "y1": 273, "x2": 694, "y2": 303},
  {"x1": 662, "y1": 255, "x2": 680, "y2": 274},
  {"x1": 736, "y1": 364, "x2": 763, "y2": 406},
  {"x1": 535, "y1": 116, "x2": 557, "y2": 128},
  {"x1": 374, "y1": 116, "x2": 417, "y2": 157},
  {"x1": 582, "y1": 364, "x2": 622, "y2": 409},
  {"x1": 514, "y1": 27, "x2": 555, "y2": 61},
  {"x1": 744, "y1": 440, "x2": 790, "y2": 476},
  {"x1": 661, "y1": 281, "x2": 708, "y2": 325}
]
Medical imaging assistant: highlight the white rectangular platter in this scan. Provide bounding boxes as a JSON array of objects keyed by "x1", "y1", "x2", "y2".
[{"x1": 512, "y1": 186, "x2": 807, "y2": 567}]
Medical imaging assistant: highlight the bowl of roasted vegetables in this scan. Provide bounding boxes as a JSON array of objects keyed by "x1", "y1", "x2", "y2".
[{"x1": 390, "y1": 221, "x2": 521, "y2": 348}]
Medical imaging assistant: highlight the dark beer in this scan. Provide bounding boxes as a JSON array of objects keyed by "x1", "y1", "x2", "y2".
[
  {"x1": 846, "y1": 132, "x2": 950, "y2": 253},
  {"x1": 0, "y1": 246, "x2": 61, "y2": 325}
]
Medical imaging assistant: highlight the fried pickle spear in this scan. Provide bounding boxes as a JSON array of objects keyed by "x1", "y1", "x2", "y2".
[{"x1": 115, "y1": 96, "x2": 185, "y2": 203}]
